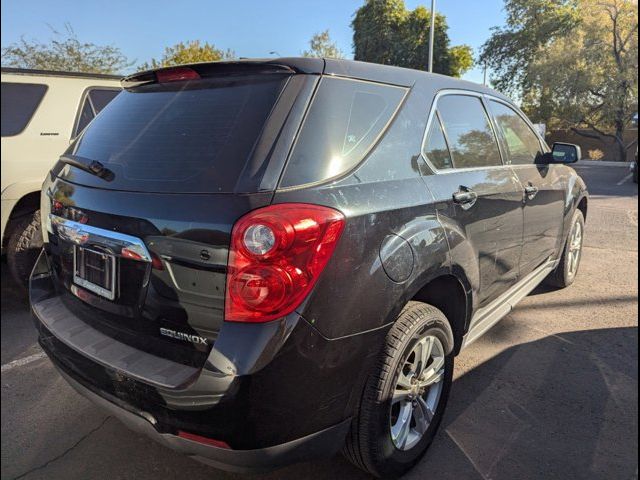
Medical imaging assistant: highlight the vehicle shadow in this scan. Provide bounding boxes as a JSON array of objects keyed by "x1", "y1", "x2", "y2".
[{"x1": 409, "y1": 326, "x2": 638, "y2": 480}]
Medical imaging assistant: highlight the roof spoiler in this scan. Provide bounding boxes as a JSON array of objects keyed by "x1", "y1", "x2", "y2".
[{"x1": 121, "y1": 58, "x2": 324, "y2": 89}]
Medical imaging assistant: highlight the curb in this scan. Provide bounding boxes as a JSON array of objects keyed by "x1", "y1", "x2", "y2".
[{"x1": 576, "y1": 160, "x2": 632, "y2": 167}]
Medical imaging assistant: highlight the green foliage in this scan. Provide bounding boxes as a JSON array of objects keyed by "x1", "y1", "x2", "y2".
[
  {"x1": 449, "y1": 45, "x2": 474, "y2": 77},
  {"x1": 138, "y1": 40, "x2": 235, "y2": 71},
  {"x1": 302, "y1": 30, "x2": 344, "y2": 58},
  {"x1": 0, "y1": 24, "x2": 132, "y2": 74},
  {"x1": 479, "y1": 0, "x2": 579, "y2": 95},
  {"x1": 482, "y1": 0, "x2": 638, "y2": 161},
  {"x1": 352, "y1": 0, "x2": 474, "y2": 77}
]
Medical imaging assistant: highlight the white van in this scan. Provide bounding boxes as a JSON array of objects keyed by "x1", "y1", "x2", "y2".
[{"x1": 1, "y1": 68, "x2": 121, "y2": 286}]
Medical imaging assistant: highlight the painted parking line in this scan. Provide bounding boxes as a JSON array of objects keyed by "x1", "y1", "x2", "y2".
[
  {"x1": 1, "y1": 351, "x2": 47, "y2": 373},
  {"x1": 616, "y1": 173, "x2": 633, "y2": 186}
]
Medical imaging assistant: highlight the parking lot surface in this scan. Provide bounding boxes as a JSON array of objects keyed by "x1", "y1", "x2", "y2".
[{"x1": 1, "y1": 162, "x2": 637, "y2": 480}]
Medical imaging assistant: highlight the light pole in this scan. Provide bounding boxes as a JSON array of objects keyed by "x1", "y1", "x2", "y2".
[
  {"x1": 269, "y1": 51, "x2": 281, "y2": 57},
  {"x1": 428, "y1": 0, "x2": 436, "y2": 73}
]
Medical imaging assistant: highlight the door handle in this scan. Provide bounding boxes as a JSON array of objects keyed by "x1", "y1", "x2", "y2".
[
  {"x1": 524, "y1": 184, "x2": 539, "y2": 200},
  {"x1": 452, "y1": 187, "x2": 478, "y2": 210}
]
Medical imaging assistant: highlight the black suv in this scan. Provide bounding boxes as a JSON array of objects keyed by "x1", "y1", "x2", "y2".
[{"x1": 31, "y1": 58, "x2": 588, "y2": 478}]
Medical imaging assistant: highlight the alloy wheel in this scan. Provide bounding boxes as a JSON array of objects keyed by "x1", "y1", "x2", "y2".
[
  {"x1": 390, "y1": 335, "x2": 445, "y2": 451},
  {"x1": 568, "y1": 220, "x2": 583, "y2": 278}
]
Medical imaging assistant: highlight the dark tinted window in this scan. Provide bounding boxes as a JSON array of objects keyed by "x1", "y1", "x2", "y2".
[
  {"x1": 68, "y1": 75, "x2": 288, "y2": 193},
  {"x1": 490, "y1": 100, "x2": 543, "y2": 165},
  {"x1": 437, "y1": 95, "x2": 501, "y2": 168},
  {"x1": 1, "y1": 83, "x2": 48, "y2": 137},
  {"x1": 89, "y1": 89, "x2": 119, "y2": 112},
  {"x1": 73, "y1": 88, "x2": 121, "y2": 137},
  {"x1": 281, "y1": 77, "x2": 406, "y2": 187},
  {"x1": 424, "y1": 114, "x2": 453, "y2": 169},
  {"x1": 75, "y1": 98, "x2": 95, "y2": 136}
]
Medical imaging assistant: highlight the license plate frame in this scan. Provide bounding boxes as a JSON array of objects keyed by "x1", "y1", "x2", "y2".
[{"x1": 73, "y1": 245, "x2": 117, "y2": 300}]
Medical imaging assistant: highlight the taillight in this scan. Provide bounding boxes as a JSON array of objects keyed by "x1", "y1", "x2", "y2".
[
  {"x1": 156, "y1": 67, "x2": 200, "y2": 83},
  {"x1": 225, "y1": 204, "x2": 345, "y2": 323}
]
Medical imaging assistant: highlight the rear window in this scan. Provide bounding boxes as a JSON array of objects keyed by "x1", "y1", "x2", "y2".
[
  {"x1": 65, "y1": 75, "x2": 289, "y2": 193},
  {"x1": 280, "y1": 77, "x2": 406, "y2": 187},
  {"x1": 1, "y1": 82, "x2": 48, "y2": 137}
]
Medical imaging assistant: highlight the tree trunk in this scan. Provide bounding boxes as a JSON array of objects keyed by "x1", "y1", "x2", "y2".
[
  {"x1": 614, "y1": 113, "x2": 627, "y2": 162},
  {"x1": 614, "y1": 134, "x2": 627, "y2": 162}
]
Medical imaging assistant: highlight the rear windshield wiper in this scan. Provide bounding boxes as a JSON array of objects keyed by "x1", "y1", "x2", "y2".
[{"x1": 59, "y1": 154, "x2": 114, "y2": 182}]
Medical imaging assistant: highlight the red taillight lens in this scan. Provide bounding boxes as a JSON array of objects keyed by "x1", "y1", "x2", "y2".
[
  {"x1": 155, "y1": 67, "x2": 200, "y2": 83},
  {"x1": 225, "y1": 204, "x2": 345, "y2": 323}
]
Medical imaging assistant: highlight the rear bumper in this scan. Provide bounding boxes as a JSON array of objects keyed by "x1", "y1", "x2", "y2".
[
  {"x1": 54, "y1": 361, "x2": 351, "y2": 473},
  {"x1": 30, "y1": 248, "x2": 385, "y2": 469}
]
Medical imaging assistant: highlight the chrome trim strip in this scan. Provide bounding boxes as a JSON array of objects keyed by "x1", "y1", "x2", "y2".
[
  {"x1": 49, "y1": 214, "x2": 152, "y2": 262},
  {"x1": 419, "y1": 88, "x2": 507, "y2": 173}
]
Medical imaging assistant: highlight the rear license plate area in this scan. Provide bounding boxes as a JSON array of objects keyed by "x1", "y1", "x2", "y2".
[{"x1": 73, "y1": 245, "x2": 117, "y2": 300}]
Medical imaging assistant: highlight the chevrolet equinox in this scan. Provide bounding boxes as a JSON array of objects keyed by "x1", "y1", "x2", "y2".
[{"x1": 31, "y1": 58, "x2": 588, "y2": 478}]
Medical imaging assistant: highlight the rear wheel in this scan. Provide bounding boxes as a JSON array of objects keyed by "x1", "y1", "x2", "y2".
[
  {"x1": 547, "y1": 209, "x2": 584, "y2": 288},
  {"x1": 7, "y1": 210, "x2": 43, "y2": 289},
  {"x1": 343, "y1": 301, "x2": 454, "y2": 478}
]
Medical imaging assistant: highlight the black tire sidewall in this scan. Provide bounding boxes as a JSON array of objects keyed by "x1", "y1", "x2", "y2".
[{"x1": 7, "y1": 210, "x2": 43, "y2": 287}]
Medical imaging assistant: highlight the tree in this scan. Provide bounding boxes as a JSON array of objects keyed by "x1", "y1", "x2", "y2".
[
  {"x1": 1, "y1": 24, "x2": 131, "y2": 74},
  {"x1": 352, "y1": 0, "x2": 474, "y2": 77},
  {"x1": 481, "y1": 0, "x2": 638, "y2": 161},
  {"x1": 138, "y1": 40, "x2": 235, "y2": 71},
  {"x1": 302, "y1": 30, "x2": 344, "y2": 58},
  {"x1": 449, "y1": 44, "x2": 474, "y2": 78},
  {"x1": 479, "y1": 0, "x2": 579, "y2": 96}
]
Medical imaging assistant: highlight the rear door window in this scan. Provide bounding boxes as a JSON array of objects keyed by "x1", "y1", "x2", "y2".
[
  {"x1": 489, "y1": 100, "x2": 543, "y2": 165},
  {"x1": 66, "y1": 75, "x2": 290, "y2": 193},
  {"x1": 280, "y1": 77, "x2": 407, "y2": 187},
  {"x1": 436, "y1": 95, "x2": 502, "y2": 168},
  {"x1": 1, "y1": 82, "x2": 48, "y2": 137},
  {"x1": 73, "y1": 88, "x2": 120, "y2": 137}
]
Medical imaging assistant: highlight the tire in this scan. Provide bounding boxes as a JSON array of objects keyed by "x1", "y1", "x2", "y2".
[
  {"x1": 343, "y1": 301, "x2": 455, "y2": 478},
  {"x1": 7, "y1": 210, "x2": 43, "y2": 289},
  {"x1": 547, "y1": 209, "x2": 585, "y2": 289}
]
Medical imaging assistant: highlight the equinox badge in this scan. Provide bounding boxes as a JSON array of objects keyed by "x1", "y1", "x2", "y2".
[{"x1": 159, "y1": 327, "x2": 208, "y2": 345}]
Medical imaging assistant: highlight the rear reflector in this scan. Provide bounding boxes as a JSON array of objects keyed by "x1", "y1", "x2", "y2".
[
  {"x1": 177, "y1": 430, "x2": 230, "y2": 449},
  {"x1": 156, "y1": 67, "x2": 200, "y2": 83}
]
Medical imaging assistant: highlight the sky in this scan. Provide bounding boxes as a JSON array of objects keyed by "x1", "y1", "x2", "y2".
[{"x1": 1, "y1": 0, "x2": 506, "y2": 84}]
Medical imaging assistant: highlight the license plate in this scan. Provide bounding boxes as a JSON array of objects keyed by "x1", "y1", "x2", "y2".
[{"x1": 73, "y1": 245, "x2": 117, "y2": 300}]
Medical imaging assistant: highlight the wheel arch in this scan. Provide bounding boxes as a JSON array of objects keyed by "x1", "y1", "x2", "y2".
[
  {"x1": 577, "y1": 195, "x2": 588, "y2": 222},
  {"x1": 410, "y1": 271, "x2": 473, "y2": 355},
  {"x1": 2, "y1": 190, "x2": 41, "y2": 248}
]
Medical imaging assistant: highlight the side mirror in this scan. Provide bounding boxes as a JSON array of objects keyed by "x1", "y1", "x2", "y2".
[{"x1": 545, "y1": 142, "x2": 581, "y2": 164}]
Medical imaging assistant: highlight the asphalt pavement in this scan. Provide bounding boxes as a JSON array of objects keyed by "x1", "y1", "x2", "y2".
[{"x1": 1, "y1": 162, "x2": 637, "y2": 480}]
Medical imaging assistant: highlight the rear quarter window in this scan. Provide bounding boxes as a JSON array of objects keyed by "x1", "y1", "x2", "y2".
[
  {"x1": 1, "y1": 82, "x2": 48, "y2": 137},
  {"x1": 280, "y1": 77, "x2": 407, "y2": 188}
]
